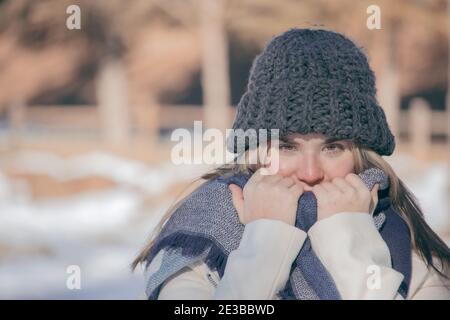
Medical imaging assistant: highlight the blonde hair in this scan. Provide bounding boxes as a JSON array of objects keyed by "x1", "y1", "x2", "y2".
[{"x1": 131, "y1": 142, "x2": 450, "y2": 278}]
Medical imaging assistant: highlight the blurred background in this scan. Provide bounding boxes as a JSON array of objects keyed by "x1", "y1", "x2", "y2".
[{"x1": 0, "y1": 0, "x2": 449, "y2": 299}]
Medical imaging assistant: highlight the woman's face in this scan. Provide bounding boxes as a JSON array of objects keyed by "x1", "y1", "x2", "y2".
[{"x1": 268, "y1": 133, "x2": 355, "y2": 189}]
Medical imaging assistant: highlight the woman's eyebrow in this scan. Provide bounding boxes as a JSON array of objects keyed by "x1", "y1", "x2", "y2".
[
  {"x1": 279, "y1": 136, "x2": 296, "y2": 143},
  {"x1": 324, "y1": 138, "x2": 343, "y2": 144},
  {"x1": 280, "y1": 137, "x2": 343, "y2": 145}
]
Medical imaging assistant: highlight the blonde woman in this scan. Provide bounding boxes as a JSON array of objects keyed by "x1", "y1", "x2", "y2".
[{"x1": 132, "y1": 29, "x2": 450, "y2": 300}]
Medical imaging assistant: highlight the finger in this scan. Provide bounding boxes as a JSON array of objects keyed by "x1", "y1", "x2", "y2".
[
  {"x1": 249, "y1": 168, "x2": 266, "y2": 185},
  {"x1": 371, "y1": 183, "x2": 379, "y2": 194},
  {"x1": 332, "y1": 177, "x2": 353, "y2": 193},
  {"x1": 229, "y1": 184, "x2": 245, "y2": 219},
  {"x1": 250, "y1": 169, "x2": 282, "y2": 187},
  {"x1": 345, "y1": 173, "x2": 368, "y2": 192},
  {"x1": 312, "y1": 184, "x2": 326, "y2": 199},
  {"x1": 319, "y1": 182, "x2": 331, "y2": 192},
  {"x1": 298, "y1": 180, "x2": 314, "y2": 191},
  {"x1": 293, "y1": 180, "x2": 313, "y2": 191},
  {"x1": 369, "y1": 183, "x2": 379, "y2": 215},
  {"x1": 321, "y1": 181, "x2": 340, "y2": 194},
  {"x1": 262, "y1": 173, "x2": 283, "y2": 185},
  {"x1": 245, "y1": 168, "x2": 264, "y2": 191},
  {"x1": 279, "y1": 176, "x2": 295, "y2": 188},
  {"x1": 289, "y1": 183, "x2": 305, "y2": 198}
]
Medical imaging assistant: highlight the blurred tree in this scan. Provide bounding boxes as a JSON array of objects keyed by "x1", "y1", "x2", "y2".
[
  {"x1": 223, "y1": 0, "x2": 448, "y2": 137},
  {"x1": 0, "y1": 0, "x2": 448, "y2": 137},
  {"x1": 0, "y1": 0, "x2": 201, "y2": 108}
]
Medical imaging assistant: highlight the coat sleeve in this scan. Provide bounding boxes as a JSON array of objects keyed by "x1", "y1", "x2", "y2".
[
  {"x1": 409, "y1": 280, "x2": 450, "y2": 300},
  {"x1": 307, "y1": 212, "x2": 405, "y2": 299},
  {"x1": 157, "y1": 218, "x2": 307, "y2": 300},
  {"x1": 407, "y1": 253, "x2": 450, "y2": 300},
  {"x1": 157, "y1": 263, "x2": 216, "y2": 300},
  {"x1": 156, "y1": 213, "x2": 450, "y2": 300}
]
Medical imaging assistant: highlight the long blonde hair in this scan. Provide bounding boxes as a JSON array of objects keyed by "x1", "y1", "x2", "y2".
[{"x1": 131, "y1": 143, "x2": 450, "y2": 278}]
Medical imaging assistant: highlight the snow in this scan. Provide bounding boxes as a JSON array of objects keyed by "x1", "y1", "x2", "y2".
[
  {"x1": 0, "y1": 150, "x2": 448, "y2": 299},
  {"x1": 0, "y1": 151, "x2": 211, "y2": 299},
  {"x1": 386, "y1": 156, "x2": 450, "y2": 234},
  {"x1": 4, "y1": 150, "x2": 209, "y2": 194},
  {"x1": 0, "y1": 183, "x2": 169, "y2": 299},
  {"x1": 406, "y1": 164, "x2": 449, "y2": 234}
]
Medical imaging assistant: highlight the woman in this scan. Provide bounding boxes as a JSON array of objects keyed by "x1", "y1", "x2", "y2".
[{"x1": 132, "y1": 28, "x2": 450, "y2": 299}]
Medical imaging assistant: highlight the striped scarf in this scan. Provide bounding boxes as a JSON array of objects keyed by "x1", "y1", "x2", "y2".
[{"x1": 144, "y1": 168, "x2": 412, "y2": 299}]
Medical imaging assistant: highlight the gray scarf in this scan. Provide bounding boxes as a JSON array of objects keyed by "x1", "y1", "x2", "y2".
[{"x1": 144, "y1": 168, "x2": 411, "y2": 299}]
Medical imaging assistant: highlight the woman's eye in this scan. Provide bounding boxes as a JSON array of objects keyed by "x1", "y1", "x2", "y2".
[
  {"x1": 323, "y1": 143, "x2": 344, "y2": 153},
  {"x1": 279, "y1": 143, "x2": 297, "y2": 151}
]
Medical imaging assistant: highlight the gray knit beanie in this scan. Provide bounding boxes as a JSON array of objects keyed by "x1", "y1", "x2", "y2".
[{"x1": 226, "y1": 28, "x2": 395, "y2": 156}]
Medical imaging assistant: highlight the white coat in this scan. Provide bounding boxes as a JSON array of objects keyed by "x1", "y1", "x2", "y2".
[{"x1": 146, "y1": 213, "x2": 450, "y2": 300}]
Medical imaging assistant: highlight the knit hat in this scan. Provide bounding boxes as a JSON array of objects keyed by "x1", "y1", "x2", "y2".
[{"x1": 226, "y1": 28, "x2": 395, "y2": 156}]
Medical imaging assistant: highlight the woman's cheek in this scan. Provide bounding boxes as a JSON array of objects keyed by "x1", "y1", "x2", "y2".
[
  {"x1": 323, "y1": 155, "x2": 355, "y2": 179},
  {"x1": 275, "y1": 156, "x2": 297, "y2": 177}
]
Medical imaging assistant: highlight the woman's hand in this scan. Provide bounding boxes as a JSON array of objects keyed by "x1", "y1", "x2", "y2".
[
  {"x1": 228, "y1": 168, "x2": 307, "y2": 226},
  {"x1": 312, "y1": 173, "x2": 379, "y2": 221}
]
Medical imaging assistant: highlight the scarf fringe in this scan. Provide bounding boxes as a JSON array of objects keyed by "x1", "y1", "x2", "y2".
[
  {"x1": 144, "y1": 169, "x2": 411, "y2": 300},
  {"x1": 146, "y1": 232, "x2": 228, "y2": 277}
]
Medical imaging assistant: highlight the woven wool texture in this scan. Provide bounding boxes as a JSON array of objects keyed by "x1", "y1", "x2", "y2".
[
  {"x1": 227, "y1": 28, "x2": 395, "y2": 156},
  {"x1": 145, "y1": 168, "x2": 411, "y2": 300}
]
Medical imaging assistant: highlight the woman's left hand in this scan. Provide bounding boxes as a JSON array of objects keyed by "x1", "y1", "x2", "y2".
[{"x1": 312, "y1": 173, "x2": 379, "y2": 221}]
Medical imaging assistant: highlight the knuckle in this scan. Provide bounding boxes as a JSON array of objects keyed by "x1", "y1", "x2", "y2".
[
  {"x1": 344, "y1": 189, "x2": 355, "y2": 198},
  {"x1": 332, "y1": 177, "x2": 343, "y2": 183}
]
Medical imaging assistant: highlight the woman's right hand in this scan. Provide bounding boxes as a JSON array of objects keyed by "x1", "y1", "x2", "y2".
[{"x1": 228, "y1": 168, "x2": 307, "y2": 226}]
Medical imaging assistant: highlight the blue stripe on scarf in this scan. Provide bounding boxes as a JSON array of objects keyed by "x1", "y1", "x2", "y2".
[{"x1": 145, "y1": 169, "x2": 412, "y2": 299}]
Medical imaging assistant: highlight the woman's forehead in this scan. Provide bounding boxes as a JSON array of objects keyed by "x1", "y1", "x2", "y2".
[{"x1": 281, "y1": 133, "x2": 350, "y2": 145}]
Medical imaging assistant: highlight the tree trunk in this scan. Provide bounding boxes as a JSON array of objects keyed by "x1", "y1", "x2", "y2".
[
  {"x1": 96, "y1": 59, "x2": 130, "y2": 145},
  {"x1": 199, "y1": 0, "x2": 231, "y2": 133},
  {"x1": 377, "y1": 21, "x2": 400, "y2": 146}
]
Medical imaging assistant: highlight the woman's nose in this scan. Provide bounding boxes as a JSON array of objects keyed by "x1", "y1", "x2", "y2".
[{"x1": 296, "y1": 155, "x2": 324, "y2": 187}]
